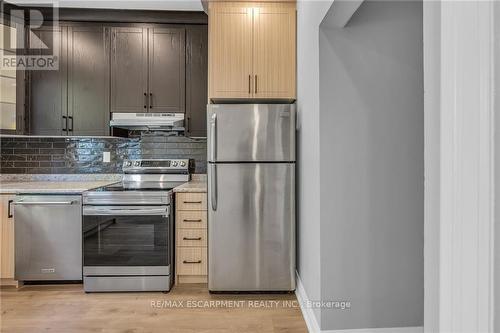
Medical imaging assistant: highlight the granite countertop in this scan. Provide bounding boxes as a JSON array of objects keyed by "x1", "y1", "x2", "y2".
[
  {"x1": 0, "y1": 180, "x2": 119, "y2": 194},
  {"x1": 0, "y1": 173, "x2": 206, "y2": 194},
  {"x1": 173, "y1": 174, "x2": 207, "y2": 193}
]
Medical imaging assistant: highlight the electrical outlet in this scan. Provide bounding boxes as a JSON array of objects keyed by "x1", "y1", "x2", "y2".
[{"x1": 103, "y1": 151, "x2": 111, "y2": 163}]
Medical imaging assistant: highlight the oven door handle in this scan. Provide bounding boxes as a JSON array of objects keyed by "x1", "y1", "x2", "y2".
[{"x1": 83, "y1": 206, "x2": 170, "y2": 216}]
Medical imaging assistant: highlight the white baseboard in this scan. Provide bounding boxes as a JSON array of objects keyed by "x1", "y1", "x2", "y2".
[
  {"x1": 321, "y1": 327, "x2": 423, "y2": 333},
  {"x1": 295, "y1": 272, "x2": 321, "y2": 332},
  {"x1": 295, "y1": 272, "x2": 423, "y2": 333}
]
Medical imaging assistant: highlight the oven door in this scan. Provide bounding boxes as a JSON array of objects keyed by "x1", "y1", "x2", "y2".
[{"x1": 82, "y1": 205, "x2": 171, "y2": 276}]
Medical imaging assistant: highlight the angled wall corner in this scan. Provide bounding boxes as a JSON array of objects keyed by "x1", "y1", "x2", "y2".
[{"x1": 321, "y1": 0, "x2": 364, "y2": 29}]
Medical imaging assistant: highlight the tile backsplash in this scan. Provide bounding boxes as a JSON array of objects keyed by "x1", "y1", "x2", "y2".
[{"x1": 0, "y1": 132, "x2": 207, "y2": 174}]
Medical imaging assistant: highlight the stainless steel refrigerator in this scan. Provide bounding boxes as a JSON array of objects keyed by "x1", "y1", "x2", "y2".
[{"x1": 207, "y1": 104, "x2": 295, "y2": 292}]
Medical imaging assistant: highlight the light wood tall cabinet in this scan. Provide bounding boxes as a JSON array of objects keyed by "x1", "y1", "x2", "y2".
[
  {"x1": 208, "y1": 1, "x2": 296, "y2": 101},
  {"x1": 0, "y1": 194, "x2": 16, "y2": 284},
  {"x1": 175, "y1": 192, "x2": 208, "y2": 284}
]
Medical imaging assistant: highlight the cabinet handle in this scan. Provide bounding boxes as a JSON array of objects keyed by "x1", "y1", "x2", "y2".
[
  {"x1": 183, "y1": 260, "x2": 202, "y2": 264},
  {"x1": 68, "y1": 116, "x2": 74, "y2": 132},
  {"x1": 144, "y1": 92, "x2": 147, "y2": 109},
  {"x1": 183, "y1": 201, "x2": 202, "y2": 204},
  {"x1": 62, "y1": 116, "x2": 68, "y2": 132},
  {"x1": 112, "y1": 31, "x2": 116, "y2": 54},
  {"x1": 149, "y1": 93, "x2": 153, "y2": 108},
  {"x1": 183, "y1": 219, "x2": 202, "y2": 222},
  {"x1": 255, "y1": 75, "x2": 258, "y2": 94},
  {"x1": 186, "y1": 116, "x2": 190, "y2": 133},
  {"x1": 248, "y1": 75, "x2": 251, "y2": 94},
  {"x1": 183, "y1": 237, "x2": 202, "y2": 241},
  {"x1": 7, "y1": 200, "x2": 13, "y2": 218}
]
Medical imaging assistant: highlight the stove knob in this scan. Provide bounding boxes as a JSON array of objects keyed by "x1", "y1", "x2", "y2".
[
  {"x1": 172, "y1": 161, "x2": 178, "y2": 167},
  {"x1": 180, "y1": 161, "x2": 186, "y2": 167},
  {"x1": 134, "y1": 161, "x2": 140, "y2": 167},
  {"x1": 124, "y1": 161, "x2": 132, "y2": 167}
]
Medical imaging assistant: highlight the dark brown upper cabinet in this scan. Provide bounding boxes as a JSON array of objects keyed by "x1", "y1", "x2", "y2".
[
  {"x1": 110, "y1": 26, "x2": 186, "y2": 114},
  {"x1": 149, "y1": 27, "x2": 185, "y2": 113},
  {"x1": 67, "y1": 25, "x2": 111, "y2": 136},
  {"x1": 30, "y1": 26, "x2": 67, "y2": 135},
  {"x1": 185, "y1": 25, "x2": 208, "y2": 137},
  {"x1": 110, "y1": 27, "x2": 148, "y2": 113},
  {"x1": 27, "y1": 17, "x2": 207, "y2": 137},
  {"x1": 30, "y1": 23, "x2": 110, "y2": 136}
]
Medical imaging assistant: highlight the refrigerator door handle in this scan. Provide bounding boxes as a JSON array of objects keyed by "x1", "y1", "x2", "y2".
[
  {"x1": 210, "y1": 113, "x2": 217, "y2": 161},
  {"x1": 211, "y1": 163, "x2": 217, "y2": 211}
]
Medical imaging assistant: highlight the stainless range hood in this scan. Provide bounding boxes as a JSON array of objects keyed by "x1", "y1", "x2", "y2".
[{"x1": 110, "y1": 113, "x2": 184, "y2": 131}]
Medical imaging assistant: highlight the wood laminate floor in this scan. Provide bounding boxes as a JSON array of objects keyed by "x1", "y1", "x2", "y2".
[{"x1": 0, "y1": 284, "x2": 308, "y2": 333}]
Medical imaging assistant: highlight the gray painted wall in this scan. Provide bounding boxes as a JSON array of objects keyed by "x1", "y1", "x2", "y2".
[
  {"x1": 318, "y1": 0, "x2": 423, "y2": 330},
  {"x1": 423, "y1": 1, "x2": 440, "y2": 331},
  {"x1": 495, "y1": 2, "x2": 500, "y2": 332},
  {"x1": 296, "y1": 0, "x2": 333, "y2": 327}
]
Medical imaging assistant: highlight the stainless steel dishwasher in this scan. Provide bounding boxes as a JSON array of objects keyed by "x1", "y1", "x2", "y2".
[{"x1": 14, "y1": 195, "x2": 82, "y2": 281}]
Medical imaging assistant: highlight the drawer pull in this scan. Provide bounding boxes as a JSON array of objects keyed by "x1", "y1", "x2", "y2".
[
  {"x1": 184, "y1": 219, "x2": 202, "y2": 222},
  {"x1": 183, "y1": 237, "x2": 202, "y2": 241},
  {"x1": 183, "y1": 201, "x2": 202, "y2": 204},
  {"x1": 183, "y1": 260, "x2": 202, "y2": 264}
]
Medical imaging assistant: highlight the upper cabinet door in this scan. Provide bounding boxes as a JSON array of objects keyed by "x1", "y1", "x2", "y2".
[
  {"x1": 253, "y1": 3, "x2": 296, "y2": 99},
  {"x1": 67, "y1": 25, "x2": 110, "y2": 136},
  {"x1": 186, "y1": 25, "x2": 208, "y2": 137},
  {"x1": 209, "y1": 2, "x2": 253, "y2": 100},
  {"x1": 148, "y1": 27, "x2": 186, "y2": 113},
  {"x1": 110, "y1": 27, "x2": 148, "y2": 113},
  {"x1": 30, "y1": 26, "x2": 67, "y2": 135}
]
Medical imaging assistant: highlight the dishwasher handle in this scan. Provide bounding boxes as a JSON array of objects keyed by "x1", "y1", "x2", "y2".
[{"x1": 14, "y1": 200, "x2": 75, "y2": 206}]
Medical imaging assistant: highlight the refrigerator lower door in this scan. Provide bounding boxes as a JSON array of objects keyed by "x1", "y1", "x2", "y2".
[{"x1": 208, "y1": 163, "x2": 295, "y2": 291}]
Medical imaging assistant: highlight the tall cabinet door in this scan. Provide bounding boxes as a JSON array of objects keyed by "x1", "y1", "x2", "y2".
[
  {"x1": 253, "y1": 3, "x2": 296, "y2": 99},
  {"x1": 186, "y1": 25, "x2": 208, "y2": 137},
  {"x1": 110, "y1": 27, "x2": 148, "y2": 113},
  {"x1": 67, "y1": 25, "x2": 110, "y2": 135},
  {"x1": 208, "y1": 2, "x2": 253, "y2": 100},
  {"x1": 0, "y1": 195, "x2": 15, "y2": 279},
  {"x1": 30, "y1": 26, "x2": 67, "y2": 135},
  {"x1": 148, "y1": 27, "x2": 185, "y2": 113}
]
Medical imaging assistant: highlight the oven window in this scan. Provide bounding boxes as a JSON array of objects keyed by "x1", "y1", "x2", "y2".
[{"x1": 83, "y1": 215, "x2": 169, "y2": 266}]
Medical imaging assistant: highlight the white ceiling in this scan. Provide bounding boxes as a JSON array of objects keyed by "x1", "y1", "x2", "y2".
[{"x1": 6, "y1": 0, "x2": 203, "y2": 11}]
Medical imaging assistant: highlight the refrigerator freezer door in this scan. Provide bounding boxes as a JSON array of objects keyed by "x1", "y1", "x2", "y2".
[
  {"x1": 207, "y1": 104, "x2": 295, "y2": 162},
  {"x1": 208, "y1": 163, "x2": 295, "y2": 291}
]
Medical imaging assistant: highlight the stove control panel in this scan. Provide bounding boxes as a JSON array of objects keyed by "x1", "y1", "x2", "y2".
[{"x1": 122, "y1": 159, "x2": 191, "y2": 173}]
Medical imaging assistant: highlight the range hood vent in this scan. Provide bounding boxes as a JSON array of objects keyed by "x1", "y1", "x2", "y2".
[{"x1": 110, "y1": 113, "x2": 184, "y2": 131}]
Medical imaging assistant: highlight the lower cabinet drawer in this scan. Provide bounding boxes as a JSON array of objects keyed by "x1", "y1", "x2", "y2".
[
  {"x1": 177, "y1": 247, "x2": 207, "y2": 275},
  {"x1": 176, "y1": 193, "x2": 207, "y2": 211},
  {"x1": 176, "y1": 210, "x2": 207, "y2": 229},
  {"x1": 177, "y1": 229, "x2": 207, "y2": 247}
]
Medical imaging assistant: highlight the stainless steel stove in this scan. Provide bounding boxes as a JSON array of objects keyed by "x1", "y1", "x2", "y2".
[{"x1": 82, "y1": 159, "x2": 191, "y2": 292}]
